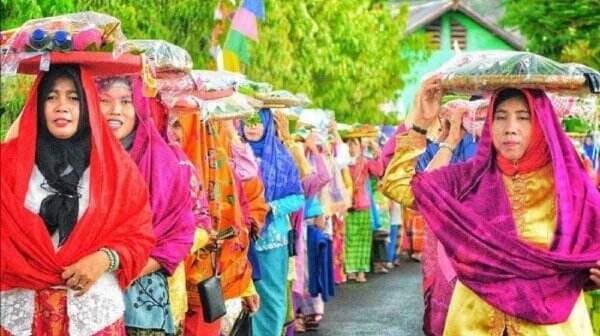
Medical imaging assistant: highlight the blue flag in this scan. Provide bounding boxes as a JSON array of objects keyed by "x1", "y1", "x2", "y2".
[{"x1": 242, "y1": 0, "x2": 265, "y2": 20}]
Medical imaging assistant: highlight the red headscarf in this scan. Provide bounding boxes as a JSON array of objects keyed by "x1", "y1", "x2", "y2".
[
  {"x1": 493, "y1": 90, "x2": 551, "y2": 176},
  {"x1": 1, "y1": 65, "x2": 155, "y2": 290}
]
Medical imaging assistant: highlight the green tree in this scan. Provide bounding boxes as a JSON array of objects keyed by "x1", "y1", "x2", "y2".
[
  {"x1": 1, "y1": 0, "x2": 427, "y2": 132},
  {"x1": 246, "y1": 1, "x2": 429, "y2": 124},
  {"x1": 501, "y1": 0, "x2": 600, "y2": 69}
]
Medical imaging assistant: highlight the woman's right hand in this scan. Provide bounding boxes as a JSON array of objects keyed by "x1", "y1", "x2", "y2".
[
  {"x1": 414, "y1": 75, "x2": 443, "y2": 129},
  {"x1": 274, "y1": 111, "x2": 291, "y2": 141}
]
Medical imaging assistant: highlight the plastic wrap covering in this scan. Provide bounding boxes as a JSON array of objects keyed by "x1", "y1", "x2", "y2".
[
  {"x1": 113, "y1": 40, "x2": 192, "y2": 75},
  {"x1": 271, "y1": 107, "x2": 302, "y2": 120},
  {"x1": 438, "y1": 51, "x2": 600, "y2": 94},
  {"x1": 154, "y1": 73, "x2": 196, "y2": 108},
  {"x1": 440, "y1": 98, "x2": 489, "y2": 137},
  {"x1": 191, "y1": 70, "x2": 246, "y2": 91},
  {"x1": 171, "y1": 92, "x2": 260, "y2": 121},
  {"x1": 298, "y1": 108, "x2": 334, "y2": 130},
  {"x1": 549, "y1": 93, "x2": 598, "y2": 121},
  {"x1": 237, "y1": 79, "x2": 273, "y2": 96},
  {"x1": 256, "y1": 90, "x2": 311, "y2": 107},
  {"x1": 0, "y1": 12, "x2": 125, "y2": 74},
  {"x1": 1, "y1": 12, "x2": 125, "y2": 75}
]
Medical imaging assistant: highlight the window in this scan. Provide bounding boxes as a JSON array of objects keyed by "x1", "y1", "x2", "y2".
[
  {"x1": 451, "y1": 20, "x2": 467, "y2": 50},
  {"x1": 425, "y1": 19, "x2": 441, "y2": 49}
]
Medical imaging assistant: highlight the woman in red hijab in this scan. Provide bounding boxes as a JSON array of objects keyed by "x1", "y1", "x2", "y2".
[{"x1": 0, "y1": 64, "x2": 155, "y2": 335}]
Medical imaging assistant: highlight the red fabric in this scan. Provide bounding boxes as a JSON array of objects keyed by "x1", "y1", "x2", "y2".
[
  {"x1": 184, "y1": 305, "x2": 221, "y2": 336},
  {"x1": 0, "y1": 67, "x2": 155, "y2": 291},
  {"x1": 494, "y1": 91, "x2": 550, "y2": 176},
  {"x1": 17, "y1": 52, "x2": 141, "y2": 76}
]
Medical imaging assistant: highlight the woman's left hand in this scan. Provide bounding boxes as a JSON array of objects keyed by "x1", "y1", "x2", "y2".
[
  {"x1": 242, "y1": 293, "x2": 261, "y2": 314},
  {"x1": 62, "y1": 251, "x2": 110, "y2": 297},
  {"x1": 591, "y1": 260, "x2": 600, "y2": 287}
]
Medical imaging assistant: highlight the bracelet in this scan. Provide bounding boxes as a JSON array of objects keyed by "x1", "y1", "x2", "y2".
[
  {"x1": 100, "y1": 248, "x2": 119, "y2": 272},
  {"x1": 439, "y1": 142, "x2": 456, "y2": 153},
  {"x1": 411, "y1": 124, "x2": 427, "y2": 135}
]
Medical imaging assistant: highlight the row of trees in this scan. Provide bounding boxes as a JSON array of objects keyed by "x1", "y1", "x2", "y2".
[
  {"x1": 2, "y1": 0, "x2": 597, "y2": 131},
  {"x1": 1, "y1": 0, "x2": 426, "y2": 130}
]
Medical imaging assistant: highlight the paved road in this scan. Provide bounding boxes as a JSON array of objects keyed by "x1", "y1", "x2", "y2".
[{"x1": 308, "y1": 260, "x2": 425, "y2": 336}]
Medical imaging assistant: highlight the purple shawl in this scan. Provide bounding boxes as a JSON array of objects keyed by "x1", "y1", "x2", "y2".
[
  {"x1": 412, "y1": 89, "x2": 600, "y2": 324},
  {"x1": 243, "y1": 109, "x2": 303, "y2": 203},
  {"x1": 129, "y1": 78, "x2": 195, "y2": 275}
]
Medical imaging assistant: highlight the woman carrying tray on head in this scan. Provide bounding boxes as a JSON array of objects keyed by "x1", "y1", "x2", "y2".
[
  {"x1": 1, "y1": 64, "x2": 155, "y2": 335},
  {"x1": 381, "y1": 76, "x2": 600, "y2": 335},
  {"x1": 97, "y1": 76, "x2": 196, "y2": 335},
  {"x1": 241, "y1": 108, "x2": 305, "y2": 336}
]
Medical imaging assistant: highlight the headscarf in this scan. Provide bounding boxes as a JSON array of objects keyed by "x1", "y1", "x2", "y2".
[
  {"x1": 1, "y1": 65, "x2": 155, "y2": 290},
  {"x1": 114, "y1": 77, "x2": 195, "y2": 275},
  {"x1": 242, "y1": 109, "x2": 303, "y2": 203},
  {"x1": 412, "y1": 88, "x2": 600, "y2": 324},
  {"x1": 34, "y1": 66, "x2": 91, "y2": 246}
]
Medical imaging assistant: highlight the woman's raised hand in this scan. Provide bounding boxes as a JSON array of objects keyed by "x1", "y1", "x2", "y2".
[{"x1": 414, "y1": 75, "x2": 444, "y2": 129}]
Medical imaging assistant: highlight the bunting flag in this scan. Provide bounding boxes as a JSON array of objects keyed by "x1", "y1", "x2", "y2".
[
  {"x1": 231, "y1": 7, "x2": 258, "y2": 41},
  {"x1": 242, "y1": 0, "x2": 265, "y2": 20},
  {"x1": 224, "y1": 29, "x2": 250, "y2": 65},
  {"x1": 224, "y1": 0, "x2": 264, "y2": 66}
]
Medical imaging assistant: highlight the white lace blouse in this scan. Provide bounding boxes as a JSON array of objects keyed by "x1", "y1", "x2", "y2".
[{"x1": 0, "y1": 165, "x2": 125, "y2": 336}]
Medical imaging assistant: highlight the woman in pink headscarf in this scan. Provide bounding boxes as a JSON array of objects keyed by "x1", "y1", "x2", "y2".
[{"x1": 382, "y1": 76, "x2": 600, "y2": 335}]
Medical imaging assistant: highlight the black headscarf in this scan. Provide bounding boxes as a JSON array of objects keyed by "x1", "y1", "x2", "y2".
[{"x1": 35, "y1": 65, "x2": 91, "y2": 246}]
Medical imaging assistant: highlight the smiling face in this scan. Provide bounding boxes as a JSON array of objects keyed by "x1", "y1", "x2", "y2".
[
  {"x1": 99, "y1": 80, "x2": 136, "y2": 140},
  {"x1": 491, "y1": 95, "x2": 532, "y2": 162},
  {"x1": 43, "y1": 76, "x2": 81, "y2": 139},
  {"x1": 243, "y1": 122, "x2": 265, "y2": 142}
]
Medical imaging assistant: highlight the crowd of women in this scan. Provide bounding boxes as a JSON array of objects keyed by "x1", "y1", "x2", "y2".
[{"x1": 2, "y1": 14, "x2": 600, "y2": 336}]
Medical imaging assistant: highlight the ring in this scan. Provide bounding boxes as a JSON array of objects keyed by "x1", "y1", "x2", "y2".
[{"x1": 73, "y1": 285, "x2": 83, "y2": 290}]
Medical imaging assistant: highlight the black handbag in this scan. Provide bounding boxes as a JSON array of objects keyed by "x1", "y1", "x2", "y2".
[
  {"x1": 230, "y1": 309, "x2": 252, "y2": 336},
  {"x1": 196, "y1": 249, "x2": 227, "y2": 323},
  {"x1": 287, "y1": 229, "x2": 297, "y2": 257}
]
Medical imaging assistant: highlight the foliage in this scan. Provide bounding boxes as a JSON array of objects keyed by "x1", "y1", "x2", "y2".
[
  {"x1": 1, "y1": 0, "x2": 428, "y2": 132},
  {"x1": 501, "y1": 0, "x2": 600, "y2": 69},
  {"x1": 246, "y1": 1, "x2": 429, "y2": 124}
]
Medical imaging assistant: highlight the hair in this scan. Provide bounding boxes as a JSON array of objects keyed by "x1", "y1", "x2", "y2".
[
  {"x1": 96, "y1": 76, "x2": 132, "y2": 93},
  {"x1": 493, "y1": 88, "x2": 528, "y2": 113}
]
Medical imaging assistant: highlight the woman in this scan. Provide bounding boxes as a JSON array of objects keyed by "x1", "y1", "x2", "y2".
[
  {"x1": 98, "y1": 76, "x2": 195, "y2": 335},
  {"x1": 382, "y1": 77, "x2": 600, "y2": 335},
  {"x1": 345, "y1": 137, "x2": 383, "y2": 283},
  {"x1": 176, "y1": 113, "x2": 263, "y2": 335},
  {"x1": 1, "y1": 65, "x2": 155, "y2": 335},
  {"x1": 241, "y1": 109, "x2": 305, "y2": 336}
]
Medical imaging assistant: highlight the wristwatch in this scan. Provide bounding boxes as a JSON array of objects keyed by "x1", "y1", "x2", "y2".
[
  {"x1": 439, "y1": 142, "x2": 456, "y2": 152},
  {"x1": 411, "y1": 124, "x2": 427, "y2": 135}
]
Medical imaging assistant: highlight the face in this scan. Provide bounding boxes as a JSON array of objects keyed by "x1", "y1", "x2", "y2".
[
  {"x1": 169, "y1": 119, "x2": 184, "y2": 144},
  {"x1": 437, "y1": 119, "x2": 450, "y2": 142},
  {"x1": 243, "y1": 122, "x2": 265, "y2": 142},
  {"x1": 492, "y1": 96, "x2": 532, "y2": 161},
  {"x1": 99, "y1": 82, "x2": 136, "y2": 140},
  {"x1": 43, "y1": 77, "x2": 81, "y2": 139},
  {"x1": 348, "y1": 138, "x2": 362, "y2": 157}
]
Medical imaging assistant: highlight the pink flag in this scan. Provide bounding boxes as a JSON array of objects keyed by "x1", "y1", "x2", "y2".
[{"x1": 231, "y1": 7, "x2": 258, "y2": 41}]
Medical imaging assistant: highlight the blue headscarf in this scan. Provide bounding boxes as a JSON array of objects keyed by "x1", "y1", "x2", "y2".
[{"x1": 242, "y1": 109, "x2": 303, "y2": 202}]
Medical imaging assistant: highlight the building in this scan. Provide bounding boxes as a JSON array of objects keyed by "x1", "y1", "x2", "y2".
[{"x1": 398, "y1": 0, "x2": 525, "y2": 113}]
